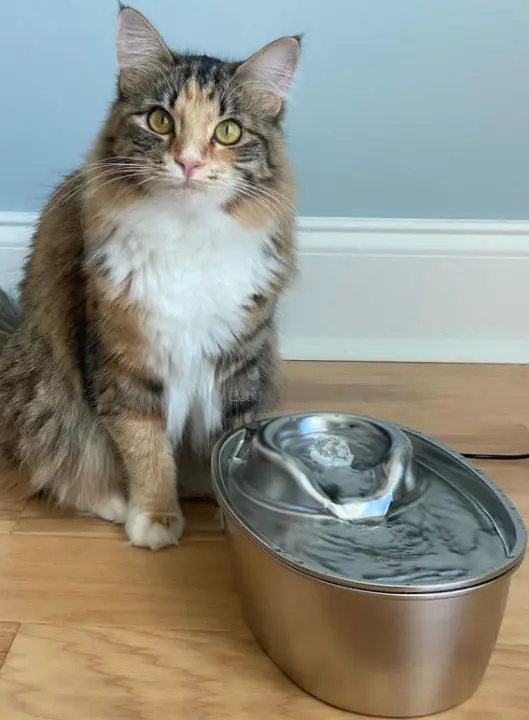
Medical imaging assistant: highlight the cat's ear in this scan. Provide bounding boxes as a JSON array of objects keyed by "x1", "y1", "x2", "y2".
[
  {"x1": 116, "y1": 6, "x2": 173, "y2": 92},
  {"x1": 235, "y1": 36, "x2": 301, "y2": 116}
]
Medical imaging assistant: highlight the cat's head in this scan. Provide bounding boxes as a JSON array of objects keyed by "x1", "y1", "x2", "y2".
[{"x1": 96, "y1": 6, "x2": 300, "y2": 211}]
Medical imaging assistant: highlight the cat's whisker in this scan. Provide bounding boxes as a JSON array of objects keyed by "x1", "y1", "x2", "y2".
[
  {"x1": 215, "y1": 182, "x2": 263, "y2": 221},
  {"x1": 244, "y1": 179, "x2": 296, "y2": 214},
  {"x1": 224, "y1": 180, "x2": 285, "y2": 226},
  {"x1": 246, "y1": 180, "x2": 296, "y2": 211},
  {"x1": 216, "y1": 176, "x2": 273, "y2": 206},
  {"x1": 203, "y1": 174, "x2": 292, "y2": 227},
  {"x1": 229, "y1": 179, "x2": 292, "y2": 221},
  {"x1": 38, "y1": 176, "x2": 110, "y2": 225},
  {"x1": 39, "y1": 168, "x2": 146, "y2": 225},
  {"x1": 39, "y1": 163, "x2": 159, "y2": 227},
  {"x1": 254, "y1": 188, "x2": 296, "y2": 218},
  {"x1": 39, "y1": 161, "x2": 136, "y2": 203},
  {"x1": 81, "y1": 172, "x2": 145, "y2": 225},
  {"x1": 207, "y1": 172, "x2": 295, "y2": 220}
]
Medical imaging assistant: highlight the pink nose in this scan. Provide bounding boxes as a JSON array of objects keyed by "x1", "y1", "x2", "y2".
[{"x1": 176, "y1": 157, "x2": 203, "y2": 178}]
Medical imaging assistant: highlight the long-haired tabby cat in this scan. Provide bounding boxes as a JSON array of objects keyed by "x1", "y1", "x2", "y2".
[{"x1": 0, "y1": 6, "x2": 300, "y2": 549}]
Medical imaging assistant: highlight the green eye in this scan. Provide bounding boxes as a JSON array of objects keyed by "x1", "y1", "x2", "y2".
[
  {"x1": 214, "y1": 120, "x2": 242, "y2": 145},
  {"x1": 147, "y1": 108, "x2": 174, "y2": 135}
]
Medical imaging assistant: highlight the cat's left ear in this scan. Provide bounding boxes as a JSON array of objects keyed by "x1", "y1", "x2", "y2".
[{"x1": 235, "y1": 36, "x2": 301, "y2": 116}]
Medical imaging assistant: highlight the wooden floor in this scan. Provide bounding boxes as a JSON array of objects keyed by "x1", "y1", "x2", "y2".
[{"x1": 0, "y1": 361, "x2": 528, "y2": 719}]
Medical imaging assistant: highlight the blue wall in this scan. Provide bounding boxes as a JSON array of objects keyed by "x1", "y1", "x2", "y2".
[{"x1": 1, "y1": 0, "x2": 529, "y2": 219}]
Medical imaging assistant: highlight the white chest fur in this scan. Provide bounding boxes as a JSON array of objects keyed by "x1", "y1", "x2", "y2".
[{"x1": 102, "y1": 196, "x2": 277, "y2": 445}]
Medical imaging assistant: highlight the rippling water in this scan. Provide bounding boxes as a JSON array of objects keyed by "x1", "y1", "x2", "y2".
[
  {"x1": 269, "y1": 468, "x2": 506, "y2": 587},
  {"x1": 225, "y1": 420, "x2": 515, "y2": 589},
  {"x1": 234, "y1": 440, "x2": 507, "y2": 589}
]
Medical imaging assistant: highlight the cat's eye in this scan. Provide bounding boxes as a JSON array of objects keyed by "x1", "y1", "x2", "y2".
[
  {"x1": 147, "y1": 108, "x2": 174, "y2": 135},
  {"x1": 214, "y1": 120, "x2": 242, "y2": 146}
]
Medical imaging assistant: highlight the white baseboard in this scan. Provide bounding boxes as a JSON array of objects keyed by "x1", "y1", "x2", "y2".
[{"x1": 1, "y1": 211, "x2": 529, "y2": 364}]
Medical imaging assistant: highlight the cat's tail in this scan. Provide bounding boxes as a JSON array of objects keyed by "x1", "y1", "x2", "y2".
[{"x1": 0, "y1": 288, "x2": 21, "y2": 341}]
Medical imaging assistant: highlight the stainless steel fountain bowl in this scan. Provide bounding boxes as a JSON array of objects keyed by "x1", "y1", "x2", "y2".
[{"x1": 211, "y1": 412, "x2": 526, "y2": 717}]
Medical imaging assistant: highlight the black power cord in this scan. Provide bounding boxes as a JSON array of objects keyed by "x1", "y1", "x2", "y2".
[{"x1": 462, "y1": 452, "x2": 529, "y2": 460}]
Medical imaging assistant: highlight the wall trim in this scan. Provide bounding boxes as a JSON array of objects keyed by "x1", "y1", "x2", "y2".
[{"x1": 1, "y1": 211, "x2": 529, "y2": 364}]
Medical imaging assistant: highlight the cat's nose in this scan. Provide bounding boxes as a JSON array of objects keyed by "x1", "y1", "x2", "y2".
[{"x1": 176, "y1": 157, "x2": 203, "y2": 178}]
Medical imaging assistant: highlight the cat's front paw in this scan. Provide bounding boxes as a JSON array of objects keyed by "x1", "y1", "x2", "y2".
[{"x1": 125, "y1": 506, "x2": 185, "y2": 550}]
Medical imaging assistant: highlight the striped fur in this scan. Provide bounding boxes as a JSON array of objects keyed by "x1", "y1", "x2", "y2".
[{"x1": 0, "y1": 6, "x2": 300, "y2": 548}]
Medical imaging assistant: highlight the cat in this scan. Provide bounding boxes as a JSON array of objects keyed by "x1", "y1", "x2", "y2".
[{"x1": 0, "y1": 5, "x2": 301, "y2": 550}]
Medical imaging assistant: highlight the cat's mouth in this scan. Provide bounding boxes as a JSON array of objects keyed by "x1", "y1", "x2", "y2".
[
  {"x1": 181, "y1": 177, "x2": 202, "y2": 189},
  {"x1": 151, "y1": 168, "x2": 232, "y2": 201},
  {"x1": 157, "y1": 174, "x2": 206, "y2": 195}
]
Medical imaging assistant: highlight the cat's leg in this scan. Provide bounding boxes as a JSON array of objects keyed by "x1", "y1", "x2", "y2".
[
  {"x1": 24, "y1": 407, "x2": 129, "y2": 525},
  {"x1": 0, "y1": 304, "x2": 130, "y2": 524},
  {"x1": 0, "y1": 342, "x2": 128, "y2": 524},
  {"x1": 105, "y1": 411, "x2": 184, "y2": 550}
]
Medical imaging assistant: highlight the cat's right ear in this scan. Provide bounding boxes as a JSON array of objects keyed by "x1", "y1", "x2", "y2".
[{"x1": 116, "y1": 6, "x2": 173, "y2": 94}]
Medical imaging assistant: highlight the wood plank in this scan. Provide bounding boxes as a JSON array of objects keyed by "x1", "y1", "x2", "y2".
[
  {"x1": 0, "y1": 623, "x2": 19, "y2": 670},
  {"x1": 13, "y1": 497, "x2": 222, "y2": 540},
  {"x1": 436, "y1": 423, "x2": 529, "y2": 456},
  {"x1": 0, "y1": 624, "x2": 527, "y2": 720},
  {"x1": 0, "y1": 520, "x2": 16, "y2": 534},
  {"x1": 0, "y1": 534, "x2": 246, "y2": 631},
  {"x1": 280, "y1": 361, "x2": 529, "y2": 435},
  {"x1": 0, "y1": 474, "x2": 27, "y2": 534}
]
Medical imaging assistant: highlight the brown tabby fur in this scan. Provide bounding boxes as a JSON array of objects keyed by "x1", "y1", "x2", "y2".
[{"x1": 0, "y1": 6, "x2": 300, "y2": 548}]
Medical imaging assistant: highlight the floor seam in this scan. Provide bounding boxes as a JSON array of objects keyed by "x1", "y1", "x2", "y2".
[{"x1": 0, "y1": 623, "x2": 21, "y2": 672}]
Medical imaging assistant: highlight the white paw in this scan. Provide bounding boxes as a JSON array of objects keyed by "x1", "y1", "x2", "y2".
[
  {"x1": 89, "y1": 494, "x2": 129, "y2": 524},
  {"x1": 125, "y1": 507, "x2": 185, "y2": 550}
]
